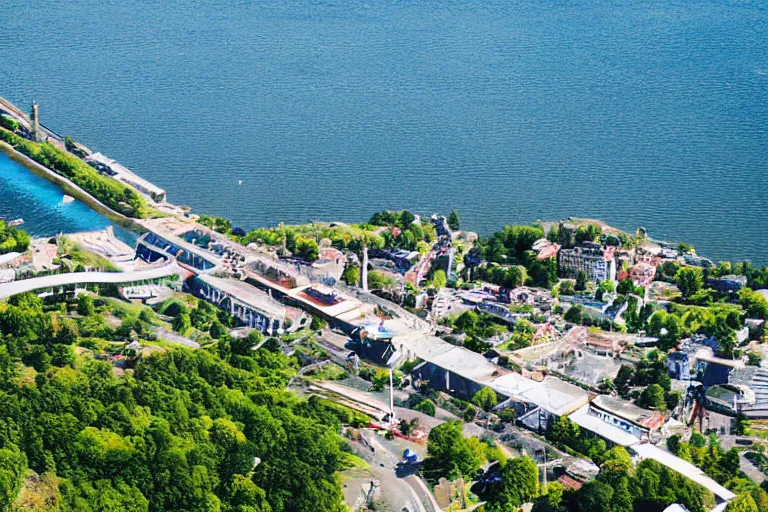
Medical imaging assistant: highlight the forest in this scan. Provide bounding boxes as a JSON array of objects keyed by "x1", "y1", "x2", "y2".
[
  {"x1": 0, "y1": 291, "x2": 361, "y2": 511},
  {"x1": 0, "y1": 221, "x2": 30, "y2": 256}
]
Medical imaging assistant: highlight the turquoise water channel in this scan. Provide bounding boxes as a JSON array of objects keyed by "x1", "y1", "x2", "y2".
[{"x1": 0, "y1": 152, "x2": 136, "y2": 243}]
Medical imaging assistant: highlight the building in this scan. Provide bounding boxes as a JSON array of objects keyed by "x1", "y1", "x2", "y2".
[
  {"x1": 86, "y1": 152, "x2": 166, "y2": 203},
  {"x1": 371, "y1": 249, "x2": 420, "y2": 272},
  {"x1": 682, "y1": 253, "x2": 714, "y2": 268},
  {"x1": 137, "y1": 232, "x2": 217, "y2": 272},
  {"x1": 629, "y1": 261, "x2": 656, "y2": 288},
  {"x1": 0, "y1": 251, "x2": 27, "y2": 270},
  {"x1": 721, "y1": 366, "x2": 768, "y2": 418},
  {"x1": 188, "y1": 274, "x2": 307, "y2": 333},
  {"x1": 745, "y1": 318, "x2": 765, "y2": 340},
  {"x1": 704, "y1": 385, "x2": 755, "y2": 416},
  {"x1": 558, "y1": 243, "x2": 616, "y2": 282},
  {"x1": 410, "y1": 336, "x2": 509, "y2": 399},
  {"x1": 532, "y1": 238, "x2": 560, "y2": 260},
  {"x1": 706, "y1": 275, "x2": 747, "y2": 294},
  {"x1": 588, "y1": 395, "x2": 665, "y2": 442},
  {"x1": 667, "y1": 351, "x2": 691, "y2": 381},
  {"x1": 493, "y1": 372, "x2": 590, "y2": 432},
  {"x1": 477, "y1": 300, "x2": 523, "y2": 325}
]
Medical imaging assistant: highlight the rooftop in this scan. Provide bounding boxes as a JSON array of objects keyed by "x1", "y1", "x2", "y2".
[
  {"x1": 196, "y1": 274, "x2": 286, "y2": 318},
  {"x1": 516, "y1": 377, "x2": 589, "y2": 416},
  {"x1": 0, "y1": 252, "x2": 22, "y2": 266},
  {"x1": 568, "y1": 404, "x2": 640, "y2": 447},
  {"x1": 397, "y1": 335, "x2": 508, "y2": 385},
  {"x1": 591, "y1": 395, "x2": 666, "y2": 430},
  {"x1": 630, "y1": 443, "x2": 736, "y2": 502}
]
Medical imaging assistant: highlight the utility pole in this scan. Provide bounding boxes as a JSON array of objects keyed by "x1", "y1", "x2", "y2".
[{"x1": 389, "y1": 368, "x2": 396, "y2": 427}]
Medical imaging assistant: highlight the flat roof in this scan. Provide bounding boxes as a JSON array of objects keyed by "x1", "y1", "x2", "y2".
[
  {"x1": 197, "y1": 274, "x2": 285, "y2": 318},
  {"x1": 0, "y1": 252, "x2": 22, "y2": 266},
  {"x1": 491, "y1": 372, "x2": 542, "y2": 397},
  {"x1": 397, "y1": 334, "x2": 588, "y2": 415},
  {"x1": 694, "y1": 348, "x2": 745, "y2": 369},
  {"x1": 398, "y1": 335, "x2": 506, "y2": 385},
  {"x1": 518, "y1": 377, "x2": 589, "y2": 417},
  {"x1": 569, "y1": 405, "x2": 640, "y2": 447},
  {"x1": 591, "y1": 395, "x2": 665, "y2": 429},
  {"x1": 630, "y1": 443, "x2": 736, "y2": 502},
  {"x1": 291, "y1": 285, "x2": 364, "y2": 318}
]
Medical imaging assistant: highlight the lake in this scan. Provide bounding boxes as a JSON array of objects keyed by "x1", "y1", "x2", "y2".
[{"x1": 2, "y1": 0, "x2": 766, "y2": 263}]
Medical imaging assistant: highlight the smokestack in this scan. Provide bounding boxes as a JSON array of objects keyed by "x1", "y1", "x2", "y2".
[
  {"x1": 31, "y1": 103, "x2": 40, "y2": 142},
  {"x1": 361, "y1": 245, "x2": 369, "y2": 292}
]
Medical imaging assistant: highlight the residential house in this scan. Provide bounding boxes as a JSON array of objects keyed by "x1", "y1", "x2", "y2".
[{"x1": 558, "y1": 242, "x2": 617, "y2": 282}]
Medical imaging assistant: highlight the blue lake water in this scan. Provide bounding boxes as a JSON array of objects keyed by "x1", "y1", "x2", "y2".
[
  {"x1": 2, "y1": 0, "x2": 767, "y2": 263},
  {"x1": 0, "y1": 152, "x2": 135, "y2": 243}
]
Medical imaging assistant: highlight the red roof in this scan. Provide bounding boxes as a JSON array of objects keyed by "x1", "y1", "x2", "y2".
[{"x1": 558, "y1": 475, "x2": 583, "y2": 491}]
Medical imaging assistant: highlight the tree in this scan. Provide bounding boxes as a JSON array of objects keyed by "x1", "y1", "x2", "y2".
[
  {"x1": 532, "y1": 482, "x2": 565, "y2": 512},
  {"x1": 503, "y1": 265, "x2": 527, "y2": 289},
  {"x1": 484, "y1": 456, "x2": 539, "y2": 511},
  {"x1": 454, "y1": 310, "x2": 479, "y2": 333},
  {"x1": 295, "y1": 236, "x2": 319, "y2": 261},
  {"x1": 575, "y1": 270, "x2": 588, "y2": 291},
  {"x1": 447, "y1": 210, "x2": 461, "y2": 231},
  {"x1": 0, "y1": 444, "x2": 27, "y2": 510},
  {"x1": 564, "y1": 304, "x2": 583, "y2": 324},
  {"x1": 172, "y1": 313, "x2": 191, "y2": 334},
  {"x1": 471, "y1": 387, "x2": 498, "y2": 412},
  {"x1": 209, "y1": 319, "x2": 228, "y2": 339},
  {"x1": 429, "y1": 269, "x2": 447, "y2": 290},
  {"x1": 414, "y1": 399, "x2": 436, "y2": 417},
  {"x1": 573, "y1": 480, "x2": 614, "y2": 512},
  {"x1": 77, "y1": 294, "x2": 96, "y2": 316},
  {"x1": 739, "y1": 288, "x2": 768, "y2": 319},
  {"x1": 637, "y1": 384, "x2": 667, "y2": 411},
  {"x1": 427, "y1": 421, "x2": 483, "y2": 479},
  {"x1": 725, "y1": 493, "x2": 759, "y2": 512},
  {"x1": 399, "y1": 210, "x2": 416, "y2": 228},
  {"x1": 676, "y1": 266, "x2": 704, "y2": 299},
  {"x1": 558, "y1": 280, "x2": 575, "y2": 296},
  {"x1": 575, "y1": 225, "x2": 601, "y2": 244},
  {"x1": 342, "y1": 265, "x2": 360, "y2": 286},
  {"x1": 595, "y1": 280, "x2": 615, "y2": 301}
]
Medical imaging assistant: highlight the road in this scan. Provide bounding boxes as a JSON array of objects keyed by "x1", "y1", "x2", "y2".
[
  {"x1": 0, "y1": 260, "x2": 180, "y2": 299},
  {"x1": 151, "y1": 326, "x2": 200, "y2": 349},
  {"x1": 354, "y1": 429, "x2": 439, "y2": 512}
]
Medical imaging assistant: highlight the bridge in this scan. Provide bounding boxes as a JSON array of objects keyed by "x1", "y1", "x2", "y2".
[{"x1": 0, "y1": 260, "x2": 181, "y2": 299}]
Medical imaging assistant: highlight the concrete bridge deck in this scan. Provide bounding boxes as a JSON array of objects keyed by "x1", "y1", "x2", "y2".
[{"x1": 0, "y1": 260, "x2": 180, "y2": 299}]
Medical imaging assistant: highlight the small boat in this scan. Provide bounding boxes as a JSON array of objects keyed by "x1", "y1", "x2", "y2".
[
  {"x1": 62, "y1": 195, "x2": 75, "y2": 204},
  {"x1": 8, "y1": 218, "x2": 24, "y2": 227}
]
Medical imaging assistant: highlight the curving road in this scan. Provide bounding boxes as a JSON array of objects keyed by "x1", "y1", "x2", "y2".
[{"x1": 0, "y1": 260, "x2": 181, "y2": 299}]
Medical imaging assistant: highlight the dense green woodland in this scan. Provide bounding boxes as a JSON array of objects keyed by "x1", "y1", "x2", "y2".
[
  {"x1": 0, "y1": 221, "x2": 30, "y2": 256},
  {"x1": 426, "y1": 421, "x2": 767, "y2": 512},
  {"x1": 0, "y1": 292, "x2": 359, "y2": 511}
]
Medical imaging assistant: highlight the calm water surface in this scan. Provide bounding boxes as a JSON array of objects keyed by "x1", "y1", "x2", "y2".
[
  {"x1": 0, "y1": 153, "x2": 135, "y2": 243},
  {"x1": 2, "y1": 1, "x2": 767, "y2": 262}
]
